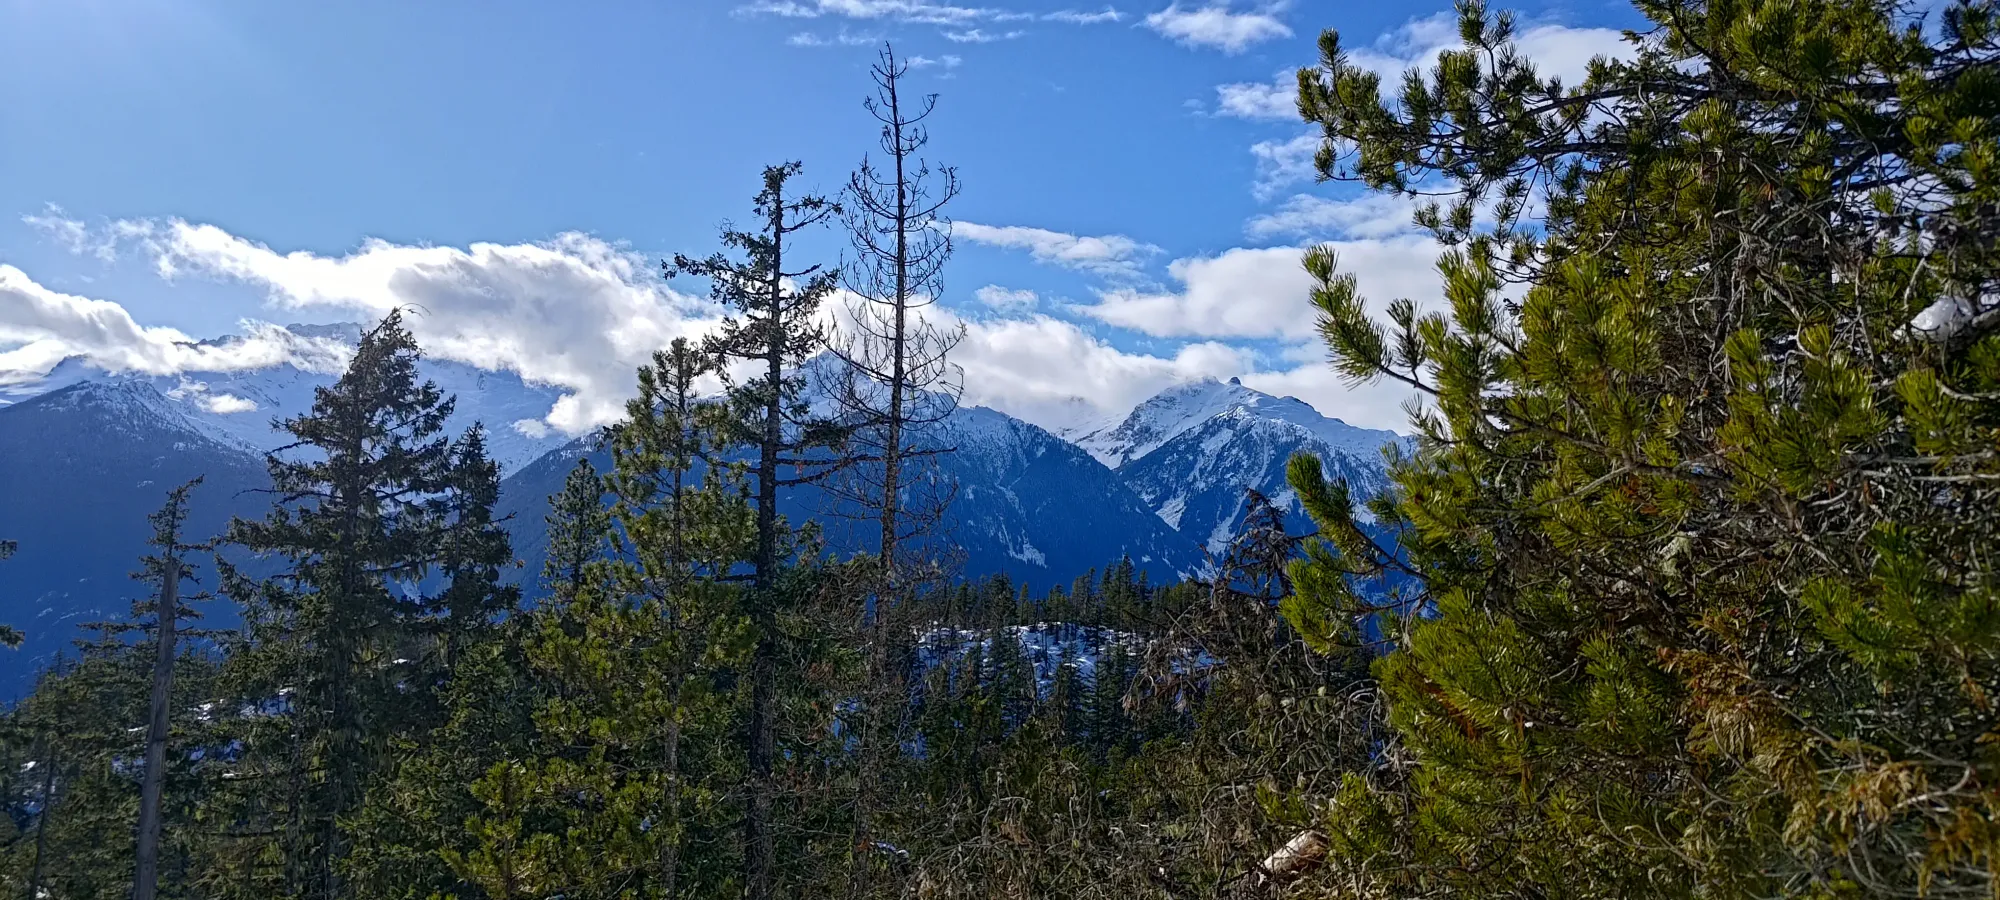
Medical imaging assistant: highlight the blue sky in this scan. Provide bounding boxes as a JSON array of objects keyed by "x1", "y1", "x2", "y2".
[{"x1": 0, "y1": 0, "x2": 1641, "y2": 434}]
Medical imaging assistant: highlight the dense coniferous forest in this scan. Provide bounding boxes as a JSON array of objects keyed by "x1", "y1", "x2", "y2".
[{"x1": 3, "y1": 1, "x2": 2000, "y2": 897}]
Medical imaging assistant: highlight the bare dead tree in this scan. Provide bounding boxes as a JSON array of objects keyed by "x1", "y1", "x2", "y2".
[
  {"x1": 824, "y1": 42, "x2": 967, "y2": 591},
  {"x1": 819, "y1": 42, "x2": 971, "y2": 900}
]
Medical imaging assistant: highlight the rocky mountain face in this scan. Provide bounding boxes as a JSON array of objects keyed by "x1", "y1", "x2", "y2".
[
  {"x1": 1064, "y1": 377, "x2": 1407, "y2": 555},
  {"x1": 496, "y1": 403, "x2": 1207, "y2": 593}
]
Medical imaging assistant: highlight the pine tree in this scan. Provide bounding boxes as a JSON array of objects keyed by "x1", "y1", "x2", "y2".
[
  {"x1": 670, "y1": 163, "x2": 841, "y2": 900},
  {"x1": 1280, "y1": 1, "x2": 2000, "y2": 896},
  {"x1": 442, "y1": 340, "x2": 759, "y2": 900},
  {"x1": 543, "y1": 457, "x2": 609, "y2": 605}
]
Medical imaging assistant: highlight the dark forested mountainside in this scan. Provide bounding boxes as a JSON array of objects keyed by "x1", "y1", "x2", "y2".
[
  {"x1": 0, "y1": 382, "x2": 272, "y2": 687},
  {"x1": 1, "y1": 364, "x2": 1396, "y2": 674}
]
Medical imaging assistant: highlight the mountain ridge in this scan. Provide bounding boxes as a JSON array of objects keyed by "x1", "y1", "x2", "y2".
[{"x1": 0, "y1": 327, "x2": 1411, "y2": 687}]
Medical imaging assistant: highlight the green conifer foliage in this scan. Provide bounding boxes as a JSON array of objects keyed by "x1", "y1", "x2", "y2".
[
  {"x1": 216, "y1": 310, "x2": 515, "y2": 900},
  {"x1": 670, "y1": 163, "x2": 841, "y2": 900},
  {"x1": 1282, "y1": 1, "x2": 2000, "y2": 896}
]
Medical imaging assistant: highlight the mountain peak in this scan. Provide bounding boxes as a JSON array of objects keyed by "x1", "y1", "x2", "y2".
[{"x1": 1060, "y1": 377, "x2": 1400, "y2": 470}]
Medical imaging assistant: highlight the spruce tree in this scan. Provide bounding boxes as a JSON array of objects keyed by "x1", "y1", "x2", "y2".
[
  {"x1": 221, "y1": 310, "x2": 513, "y2": 900},
  {"x1": 1280, "y1": 1, "x2": 2000, "y2": 896}
]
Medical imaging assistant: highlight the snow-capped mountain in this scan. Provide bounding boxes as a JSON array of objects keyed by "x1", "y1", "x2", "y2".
[
  {"x1": 7, "y1": 323, "x2": 573, "y2": 473},
  {"x1": 0, "y1": 381, "x2": 276, "y2": 689},
  {"x1": 0, "y1": 322, "x2": 1412, "y2": 688},
  {"x1": 1068, "y1": 377, "x2": 1408, "y2": 555},
  {"x1": 1063, "y1": 377, "x2": 1399, "y2": 471},
  {"x1": 497, "y1": 403, "x2": 1206, "y2": 592}
]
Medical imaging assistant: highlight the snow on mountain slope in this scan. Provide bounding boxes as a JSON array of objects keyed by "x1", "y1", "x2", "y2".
[
  {"x1": 1119, "y1": 408, "x2": 1401, "y2": 554},
  {"x1": 497, "y1": 402, "x2": 1206, "y2": 593},
  {"x1": 0, "y1": 381, "x2": 275, "y2": 687},
  {"x1": 1072, "y1": 378, "x2": 1409, "y2": 555},
  {"x1": 9, "y1": 323, "x2": 574, "y2": 472},
  {"x1": 1060, "y1": 377, "x2": 1399, "y2": 470}
]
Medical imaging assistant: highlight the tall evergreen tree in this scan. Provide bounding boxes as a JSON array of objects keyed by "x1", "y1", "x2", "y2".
[
  {"x1": 220, "y1": 310, "x2": 514, "y2": 900},
  {"x1": 543, "y1": 458, "x2": 610, "y2": 606},
  {"x1": 669, "y1": 164, "x2": 841, "y2": 900}
]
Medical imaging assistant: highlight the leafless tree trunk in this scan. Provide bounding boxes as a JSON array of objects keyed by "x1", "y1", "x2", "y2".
[{"x1": 825, "y1": 42, "x2": 966, "y2": 898}]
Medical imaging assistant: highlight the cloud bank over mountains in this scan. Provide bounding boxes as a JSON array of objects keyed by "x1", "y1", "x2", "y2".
[{"x1": 2, "y1": 210, "x2": 1429, "y2": 435}]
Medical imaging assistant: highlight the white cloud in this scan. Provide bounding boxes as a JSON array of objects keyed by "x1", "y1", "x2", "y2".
[
  {"x1": 1249, "y1": 131, "x2": 1320, "y2": 199},
  {"x1": 788, "y1": 31, "x2": 884, "y2": 45},
  {"x1": 974, "y1": 285, "x2": 1038, "y2": 310},
  {"x1": 944, "y1": 27, "x2": 1023, "y2": 42},
  {"x1": 1074, "y1": 237, "x2": 1440, "y2": 340},
  {"x1": 1346, "y1": 12, "x2": 1631, "y2": 89},
  {"x1": 1043, "y1": 7, "x2": 1123, "y2": 23},
  {"x1": 1245, "y1": 192, "x2": 1419, "y2": 241},
  {"x1": 951, "y1": 313, "x2": 1249, "y2": 430},
  {"x1": 1144, "y1": 3, "x2": 1290, "y2": 53},
  {"x1": 746, "y1": 0, "x2": 1122, "y2": 29},
  {"x1": 1239, "y1": 357, "x2": 1418, "y2": 433},
  {"x1": 165, "y1": 379, "x2": 260, "y2": 414},
  {"x1": 11, "y1": 216, "x2": 1429, "y2": 440},
  {"x1": 1214, "y1": 73, "x2": 1296, "y2": 119},
  {"x1": 953, "y1": 311, "x2": 1416, "y2": 434},
  {"x1": 201, "y1": 393, "x2": 259, "y2": 414},
  {"x1": 907, "y1": 53, "x2": 964, "y2": 67},
  {"x1": 743, "y1": 0, "x2": 992, "y2": 25},
  {"x1": 25, "y1": 206, "x2": 157, "y2": 263},
  {"x1": 0, "y1": 264, "x2": 351, "y2": 383},
  {"x1": 955, "y1": 222, "x2": 1161, "y2": 278},
  {"x1": 131, "y1": 221, "x2": 724, "y2": 434}
]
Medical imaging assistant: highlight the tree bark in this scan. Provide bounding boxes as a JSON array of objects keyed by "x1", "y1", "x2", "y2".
[
  {"x1": 745, "y1": 178, "x2": 788, "y2": 900},
  {"x1": 27, "y1": 733, "x2": 60, "y2": 900},
  {"x1": 133, "y1": 554, "x2": 182, "y2": 900}
]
